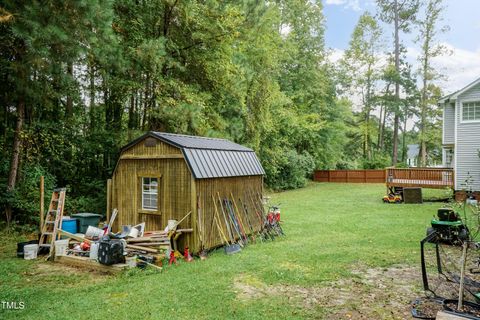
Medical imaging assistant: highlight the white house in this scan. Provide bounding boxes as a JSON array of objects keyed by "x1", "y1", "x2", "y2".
[
  {"x1": 406, "y1": 144, "x2": 419, "y2": 167},
  {"x1": 439, "y1": 77, "x2": 480, "y2": 191}
]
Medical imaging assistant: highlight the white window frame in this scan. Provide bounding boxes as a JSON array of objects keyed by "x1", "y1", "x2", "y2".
[
  {"x1": 460, "y1": 100, "x2": 480, "y2": 123},
  {"x1": 142, "y1": 177, "x2": 158, "y2": 211}
]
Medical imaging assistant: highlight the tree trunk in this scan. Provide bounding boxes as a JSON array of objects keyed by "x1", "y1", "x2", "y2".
[
  {"x1": 128, "y1": 93, "x2": 135, "y2": 141},
  {"x1": 5, "y1": 96, "x2": 25, "y2": 225},
  {"x1": 380, "y1": 108, "x2": 387, "y2": 152},
  {"x1": 89, "y1": 61, "x2": 95, "y2": 129},
  {"x1": 392, "y1": 0, "x2": 400, "y2": 165},
  {"x1": 66, "y1": 62, "x2": 74, "y2": 120},
  {"x1": 420, "y1": 54, "x2": 429, "y2": 167},
  {"x1": 401, "y1": 115, "x2": 407, "y2": 162},
  {"x1": 142, "y1": 74, "x2": 150, "y2": 130},
  {"x1": 377, "y1": 105, "x2": 383, "y2": 151}
]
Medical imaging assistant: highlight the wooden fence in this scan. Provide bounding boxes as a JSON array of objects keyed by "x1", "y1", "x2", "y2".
[{"x1": 313, "y1": 170, "x2": 386, "y2": 183}]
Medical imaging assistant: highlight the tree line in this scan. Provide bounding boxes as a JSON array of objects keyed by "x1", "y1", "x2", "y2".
[{"x1": 0, "y1": 0, "x2": 448, "y2": 226}]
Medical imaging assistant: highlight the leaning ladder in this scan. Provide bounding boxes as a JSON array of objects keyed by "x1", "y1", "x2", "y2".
[{"x1": 39, "y1": 188, "x2": 66, "y2": 259}]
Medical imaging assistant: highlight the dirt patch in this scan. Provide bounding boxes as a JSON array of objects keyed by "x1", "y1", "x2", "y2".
[
  {"x1": 17, "y1": 261, "x2": 112, "y2": 288},
  {"x1": 234, "y1": 265, "x2": 423, "y2": 319}
]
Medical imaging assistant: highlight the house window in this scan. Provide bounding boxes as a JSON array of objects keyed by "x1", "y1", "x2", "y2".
[
  {"x1": 142, "y1": 177, "x2": 158, "y2": 210},
  {"x1": 462, "y1": 102, "x2": 480, "y2": 121},
  {"x1": 445, "y1": 149, "x2": 454, "y2": 167}
]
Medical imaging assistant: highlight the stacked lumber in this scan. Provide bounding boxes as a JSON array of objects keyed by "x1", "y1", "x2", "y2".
[
  {"x1": 125, "y1": 229, "x2": 193, "y2": 254},
  {"x1": 126, "y1": 232, "x2": 169, "y2": 254}
]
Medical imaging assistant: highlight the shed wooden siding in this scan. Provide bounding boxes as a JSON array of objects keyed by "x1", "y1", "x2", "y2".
[
  {"x1": 443, "y1": 103, "x2": 455, "y2": 145},
  {"x1": 111, "y1": 139, "x2": 195, "y2": 249},
  {"x1": 195, "y1": 176, "x2": 263, "y2": 250},
  {"x1": 456, "y1": 85, "x2": 480, "y2": 190}
]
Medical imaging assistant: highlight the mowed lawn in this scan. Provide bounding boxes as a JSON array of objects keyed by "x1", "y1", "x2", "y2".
[{"x1": 0, "y1": 183, "x2": 444, "y2": 319}]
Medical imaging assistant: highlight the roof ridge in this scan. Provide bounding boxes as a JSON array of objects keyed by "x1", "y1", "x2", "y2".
[{"x1": 153, "y1": 131, "x2": 228, "y2": 141}]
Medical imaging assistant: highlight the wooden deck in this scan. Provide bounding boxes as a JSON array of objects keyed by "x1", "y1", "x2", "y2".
[{"x1": 386, "y1": 167, "x2": 455, "y2": 190}]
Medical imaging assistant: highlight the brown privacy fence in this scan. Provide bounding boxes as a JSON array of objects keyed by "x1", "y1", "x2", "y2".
[{"x1": 313, "y1": 170, "x2": 386, "y2": 183}]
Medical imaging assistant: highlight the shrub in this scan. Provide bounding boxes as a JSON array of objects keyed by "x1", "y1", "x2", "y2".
[
  {"x1": 263, "y1": 149, "x2": 315, "y2": 190},
  {"x1": 361, "y1": 155, "x2": 391, "y2": 169}
]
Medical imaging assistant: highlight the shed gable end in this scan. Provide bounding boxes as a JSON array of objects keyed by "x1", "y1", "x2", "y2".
[{"x1": 121, "y1": 137, "x2": 182, "y2": 158}]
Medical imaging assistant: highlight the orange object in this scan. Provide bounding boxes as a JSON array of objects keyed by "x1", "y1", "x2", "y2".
[{"x1": 80, "y1": 241, "x2": 90, "y2": 251}]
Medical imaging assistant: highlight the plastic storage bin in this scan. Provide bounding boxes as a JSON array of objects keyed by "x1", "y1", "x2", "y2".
[{"x1": 71, "y1": 213, "x2": 102, "y2": 234}]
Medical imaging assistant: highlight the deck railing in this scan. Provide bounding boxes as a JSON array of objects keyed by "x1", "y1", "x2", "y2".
[{"x1": 386, "y1": 167, "x2": 455, "y2": 189}]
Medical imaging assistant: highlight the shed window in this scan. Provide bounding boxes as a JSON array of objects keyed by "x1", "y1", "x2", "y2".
[
  {"x1": 462, "y1": 102, "x2": 480, "y2": 121},
  {"x1": 142, "y1": 177, "x2": 158, "y2": 210}
]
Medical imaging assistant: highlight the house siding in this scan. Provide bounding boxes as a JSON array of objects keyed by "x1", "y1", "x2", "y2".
[
  {"x1": 455, "y1": 84, "x2": 480, "y2": 191},
  {"x1": 443, "y1": 103, "x2": 455, "y2": 145}
]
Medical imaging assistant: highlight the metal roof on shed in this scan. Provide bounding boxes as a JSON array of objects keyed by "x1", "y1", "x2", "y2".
[
  {"x1": 123, "y1": 131, "x2": 265, "y2": 179},
  {"x1": 152, "y1": 132, "x2": 253, "y2": 151}
]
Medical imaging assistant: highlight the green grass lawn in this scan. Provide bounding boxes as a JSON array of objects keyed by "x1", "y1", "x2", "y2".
[{"x1": 0, "y1": 183, "x2": 444, "y2": 319}]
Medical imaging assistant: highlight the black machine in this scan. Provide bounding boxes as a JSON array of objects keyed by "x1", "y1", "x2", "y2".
[
  {"x1": 98, "y1": 237, "x2": 126, "y2": 266},
  {"x1": 421, "y1": 208, "x2": 470, "y2": 293},
  {"x1": 426, "y1": 208, "x2": 469, "y2": 244}
]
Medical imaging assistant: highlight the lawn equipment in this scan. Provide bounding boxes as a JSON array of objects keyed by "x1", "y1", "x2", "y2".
[
  {"x1": 420, "y1": 208, "x2": 473, "y2": 295},
  {"x1": 426, "y1": 208, "x2": 469, "y2": 244},
  {"x1": 383, "y1": 193, "x2": 402, "y2": 203}
]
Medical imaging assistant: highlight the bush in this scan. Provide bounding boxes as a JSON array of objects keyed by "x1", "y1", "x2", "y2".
[
  {"x1": 361, "y1": 155, "x2": 391, "y2": 169},
  {"x1": 263, "y1": 148, "x2": 315, "y2": 190},
  {"x1": 0, "y1": 163, "x2": 56, "y2": 225}
]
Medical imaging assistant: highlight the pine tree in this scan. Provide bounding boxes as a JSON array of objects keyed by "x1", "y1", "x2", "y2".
[{"x1": 377, "y1": 0, "x2": 419, "y2": 165}]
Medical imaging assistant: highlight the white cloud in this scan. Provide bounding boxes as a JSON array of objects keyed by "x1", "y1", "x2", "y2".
[
  {"x1": 431, "y1": 43, "x2": 480, "y2": 94},
  {"x1": 403, "y1": 43, "x2": 480, "y2": 95},
  {"x1": 328, "y1": 48, "x2": 345, "y2": 63},
  {"x1": 325, "y1": 0, "x2": 362, "y2": 11}
]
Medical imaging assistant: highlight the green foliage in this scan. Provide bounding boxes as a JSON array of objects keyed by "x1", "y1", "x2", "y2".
[
  {"x1": 0, "y1": 162, "x2": 55, "y2": 225},
  {"x1": 361, "y1": 155, "x2": 391, "y2": 169},
  {"x1": 263, "y1": 149, "x2": 315, "y2": 190}
]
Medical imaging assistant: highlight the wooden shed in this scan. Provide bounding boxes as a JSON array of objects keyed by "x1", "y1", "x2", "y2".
[{"x1": 107, "y1": 131, "x2": 265, "y2": 253}]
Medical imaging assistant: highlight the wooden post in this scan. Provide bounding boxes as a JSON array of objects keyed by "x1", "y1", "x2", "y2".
[
  {"x1": 191, "y1": 176, "x2": 198, "y2": 253},
  {"x1": 458, "y1": 241, "x2": 468, "y2": 310},
  {"x1": 327, "y1": 170, "x2": 330, "y2": 182},
  {"x1": 346, "y1": 170, "x2": 349, "y2": 183},
  {"x1": 106, "y1": 179, "x2": 112, "y2": 223},
  {"x1": 40, "y1": 176, "x2": 44, "y2": 231}
]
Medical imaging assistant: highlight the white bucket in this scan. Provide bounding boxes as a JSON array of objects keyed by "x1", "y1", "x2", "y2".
[
  {"x1": 24, "y1": 244, "x2": 39, "y2": 260},
  {"x1": 89, "y1": 242, "x2": 99, "y2": 260},
  {"x1": 126, "y1": 256, "x2": 137, "y2": 268},
  {"x1": 167, "y1": 220, "x2": 177, "y2": 231},
  {"x1": 55, "y1": 239, "x2": 69, "y2": 256},
  {"x1": 85, "y1": 226, "x2": 104, "y2": 239}
]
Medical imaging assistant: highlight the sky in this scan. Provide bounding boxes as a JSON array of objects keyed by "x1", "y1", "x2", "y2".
[{"x1": 323, "y1": 0, "x2": 480, "y2": 94}]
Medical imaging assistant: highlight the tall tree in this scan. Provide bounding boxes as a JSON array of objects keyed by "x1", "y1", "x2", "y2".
[
  {"x1": 416, "y1": 0, "x2": 448, "y2": 166},
  {"x1": 341, "y1": 12, "x2": 383, "y2": 160},
  {"x1": 377, "y1": 0, "x2": 419, "y2": 165}
]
